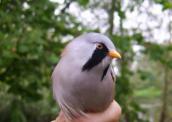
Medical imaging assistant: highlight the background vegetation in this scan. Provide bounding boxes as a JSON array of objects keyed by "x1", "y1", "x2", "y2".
[{"x1": 0, "y1": 0, "x2": 172, "y2": 122}]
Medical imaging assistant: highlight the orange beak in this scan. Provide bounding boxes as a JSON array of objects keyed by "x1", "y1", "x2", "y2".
[{"x1": 108, "y1": 50, "x2": 121, "y2": 59}]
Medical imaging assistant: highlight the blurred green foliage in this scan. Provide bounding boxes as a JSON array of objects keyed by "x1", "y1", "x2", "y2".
[{"x1": 0, "y1": 0, "x2": 84, "y2": 121}]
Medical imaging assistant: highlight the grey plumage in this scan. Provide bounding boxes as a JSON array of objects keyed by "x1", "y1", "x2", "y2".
[{"x1": 52, "y1": 33, "x2": 120, "y2": 120}]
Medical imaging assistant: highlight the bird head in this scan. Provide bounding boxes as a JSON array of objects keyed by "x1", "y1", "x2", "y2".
[{"x1": 61, "y1": 33, "x2": 121, "y2": 79}]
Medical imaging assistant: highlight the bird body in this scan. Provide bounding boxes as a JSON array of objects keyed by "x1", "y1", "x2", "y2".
[{"x1": 52, "y1": 33, "x2": 121, "y2": 119}]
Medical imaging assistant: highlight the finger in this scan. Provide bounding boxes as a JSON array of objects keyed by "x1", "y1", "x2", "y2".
[
  {"x1": 74, "y1": 100, "x2": 121, "y2": 122},
  {"x1": 52, "y1": 111, "x2": 66, "y2": 122},
  {"x1": 105, "y1": 100, "x2": 122, "y2": 122}
]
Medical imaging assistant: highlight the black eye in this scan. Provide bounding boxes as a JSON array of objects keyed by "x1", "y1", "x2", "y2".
[{"x1": 96, "y1": 43, "x2": 103, "y2": 49}]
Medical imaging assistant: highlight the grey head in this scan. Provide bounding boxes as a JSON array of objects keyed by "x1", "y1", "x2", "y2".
[{"x1": 61, "y1": 32, "x2": 121, "y2": 80}]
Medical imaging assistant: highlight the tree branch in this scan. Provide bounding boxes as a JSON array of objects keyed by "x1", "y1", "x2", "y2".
[
  {"x1": 108, "y1": 0, "x2": 116, "y2": 36},
  {"x1": 61, "y1": 0, "x2": 75, "y2": 13}
]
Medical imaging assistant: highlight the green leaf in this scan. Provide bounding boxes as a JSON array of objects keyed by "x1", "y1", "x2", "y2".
[
  {"x1": 78, "y1": 0, "x2": 89, "y2": 6},
  {"x1": 139, "y1": 70, "x2": 155, "y2": 81},
  {"x1": 164, "y1": 2, "x2": 172, "y2": 9},
  {"x1": 134, "y1": 87, "x2": 161, "y2": 98}
]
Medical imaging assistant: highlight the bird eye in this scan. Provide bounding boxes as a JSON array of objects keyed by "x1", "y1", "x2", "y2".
[{"x1": 96, "y1": 43, "x2": 103, "y2": 49}]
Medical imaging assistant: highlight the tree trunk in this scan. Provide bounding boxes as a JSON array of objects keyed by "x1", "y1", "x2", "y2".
[
  {"x1": 159, "y1": 66, "x2": 168, "y2": 122},
  {"x1": 108, "y1": 0, "x2": 115, "y2": 36}
]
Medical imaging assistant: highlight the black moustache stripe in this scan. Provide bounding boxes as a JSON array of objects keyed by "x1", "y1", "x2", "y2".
[
  {"x1": 101, "y1": 64, "x2": 110, "y2": 81},
  {"x1": 82, "y1": 45, "x2": 108, "y2": 71}
]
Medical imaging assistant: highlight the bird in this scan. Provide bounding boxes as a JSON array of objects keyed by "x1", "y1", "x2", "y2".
[{"x1": 52, "y1": 32, "x2": 121, "y2": 120}]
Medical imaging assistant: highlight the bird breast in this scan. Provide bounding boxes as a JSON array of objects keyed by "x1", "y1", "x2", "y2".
[
  {"x1": 53, "y1": 57, "x2": 114, "y2": 113},
  {"x1": 52, "y1": 33, "x2": 117, "y2": 118}
]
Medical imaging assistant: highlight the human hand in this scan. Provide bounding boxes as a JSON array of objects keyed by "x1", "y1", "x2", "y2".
[{"x1": 52, "y1": 100, "x2": 121, "y2": 122}]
